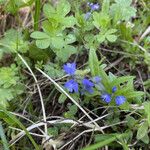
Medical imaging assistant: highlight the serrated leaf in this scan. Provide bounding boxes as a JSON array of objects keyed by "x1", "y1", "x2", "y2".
[
  {"x1": 0, "y1": 29, "x2": 28, "y2": 54},
  {"x1": 126, "y1": 91, "x2": 144, "y2": 99},
  {"x1": 0, "y1": 88, "x2": 13, "y2": 108},
  {"x1": 111, "y1": 76, "x2": 135, "y2": 87},
  {"x1": 110, "y1": 0, "x2": 136, "y2": 22},
  {"x1": 137, "y1": 122, "x2": 148, "y2": 140}
]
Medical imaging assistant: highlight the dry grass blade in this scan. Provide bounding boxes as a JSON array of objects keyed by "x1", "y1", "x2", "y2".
[{"x1": 36, "y1": 67, "x2": 104, "y2": 133}]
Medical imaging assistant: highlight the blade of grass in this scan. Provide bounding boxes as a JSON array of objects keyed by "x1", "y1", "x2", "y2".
[
  {"x1": 82, "y1": 132, "x2": 129, "y2": 150},
  {"x1": 0, "y1": 107, "x2": 40, "y2": 150},
  {"x1": 0, "y1": 121, "x2": 9, "y2": 150}
]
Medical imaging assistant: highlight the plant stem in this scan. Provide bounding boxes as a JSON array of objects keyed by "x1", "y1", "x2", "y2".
[{"x1": 34, "y1": 0, "x2": 41, "y2": 30}]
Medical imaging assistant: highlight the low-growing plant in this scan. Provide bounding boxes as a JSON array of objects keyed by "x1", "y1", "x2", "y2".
[{"x1": 0, "y1": 0, "x2": 149, "y2": 149}]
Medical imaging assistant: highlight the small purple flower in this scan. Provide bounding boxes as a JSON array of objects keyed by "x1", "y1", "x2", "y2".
[
  {"x1": 93, "y1": 76, "x2": 101, "y2": 83},
  {"x1": 101, "y1": 93, "x2": 111, "y2": 103},
  {"x1": 63, "y1": 63, "x2": 76, "y2": 75},
  {"x1": 84, "y1": 12, "x2": 91, "y2": 20},
  {"x1": 115, "y1": 96, "x2": 126, "y2": 106},
  {"x1": 88, "y1": 3, "x2": 100, "y2": 11},
  {"x1": 64, "y1": 79, "x2": 78, "y2": 93},
  {"x1": 82, "y1": 78, "x2": 94, "y2": 94},
  {"x1": 112, "y1": 86, "x2": 117, "y2": 93}
]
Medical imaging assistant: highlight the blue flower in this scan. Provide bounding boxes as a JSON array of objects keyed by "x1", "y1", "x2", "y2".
[
  {"x1": 88, "y1": 2, "x2": 100, "y2": 11},
  {"x1": 64, "y1": 79, "x2": 78, "y2": 93},
  {"x1": 82, "y1": 78, "x2": 94, "y2": 94},
  {"x1": 93, "y1": 76, "x2": 101, "y2": 83},
  {"x1": 101, "y1": 93, "x2": 111, "y2": 103},
  {"x1": 112, "y1": 86, "x2": 117, "y2": 93},
  {"x1": 84, "y1": 12, "x2": 91, "y2": 20},
  {"x1": 115, "y1": 96, "x2": 126, "y2": 106},
  {"x1": 63, "y1": 63, "x2": 76, "y2": 75}
]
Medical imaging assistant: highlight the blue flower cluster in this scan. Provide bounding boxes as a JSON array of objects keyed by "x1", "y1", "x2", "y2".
[
  {"x1": 63, "y1": 63, "x2": 126, "y2": 106},
  {"x1": 85, "y1": 2, "x2": 100, "y2": 20}
]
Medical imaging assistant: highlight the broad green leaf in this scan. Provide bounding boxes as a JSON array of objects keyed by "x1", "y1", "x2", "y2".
[
  {"x1": 126, "y1": 116, "x2": 137, "y2": 128},
  {"x1": 36, "y1": 39, "x2": 50, "y2": 49},
  {"x1": 43, "y1": 3, "x2": 55, "y2": 19},
  {"x1": 63, "y1": 16, "x2": 76, "y2": 28},
  {"x1": 106, "y1": 34, "x2": 117, "y2": 42},
  {"x1": 93, "y1": 12, "x2": 110, "y2": 30},
  {"x1": 51, "y1": 36, "x2": 64, "y2": 49},
  {"x1": 56, "y1": 0, "x2": 71, "y2": 16},
  {"x1": 89, "y1": 48, "x2": 100, "y2": 76},
  {"x1": 141, "y1": 133, "x2": 149, "y2": 144},
  {"x1": 137, "y1": 122, "x2": 148, "y2": 140},
  {"x1": 30, "y1": 31, "x2": 50, "y2": 39},
  {"x1": 144, "y1": 102, "x2": 150, "y2": 126},
  {"x1": 56, "y1": 45, "x2": 77, "y2": 62},
  {"x1": 58, "y1": 93, "x2": 67, "y2": 103},
  {"x1": 65, "y1": 34, "x2": 76, "y2": 44}
]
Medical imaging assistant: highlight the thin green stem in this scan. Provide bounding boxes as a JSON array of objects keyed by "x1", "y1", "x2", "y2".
[{"x1": 34, "y1": 0, "x2": 41, "y2": 30}]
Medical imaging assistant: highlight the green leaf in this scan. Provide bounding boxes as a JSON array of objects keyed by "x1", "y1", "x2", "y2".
[
  {"x1": 126, "y1": 116, "x2": 137, "y2": 128},
  {"x1": 137, "y1": 122, "x2": 148, "y2": 140},
  {"x1": 93, "y1": 12, "x2": 110, "y2": 30},
  {"x1": 0, "y1": 29, "x2": 28, "y2": 54},
  {"x1": 44, "y1": 63, "x2": 64, "y2": 79},
  {"x1": 141, "y1": 133, "x2": 149, "y2": 144},
  {"x1": 65, "y1": 34, "x2": 76, "y2": 44},
  {"x1": 58, "y1": 93, "x2": 67, "y2": 103},
  {"x1": 51, "y1": 36, "x2": 65, "y2": 49},
  {"x1": 110, "y1": 76, "x2": 135, "y2": 87},
  {"x1": 30, "y1": 31, "x2": 50, "y2": 39},
  {"x1": 63, "y1": 16, "x2": 76, "y2": 28},
  {"x1": 0, "y1": 121, "x2": 9, "y2": 150},
  {"x1": 43, "y1": 3, "x2": 56, "y2": 19},
  {"x1": 89, "y1": 48, "x2": 100, "y2": 76},
  {"x1": 106, "y1": 34, "x2": 117, "y2": 42},
  {"x1": 48, "y1": 127, "x2": 58, "y2": 137},
  {"x1": 56, "y1": 0, "x2": 71, "y2": 16},
  {"x1": 110, "y1": 0, "x2": 136, "y2": 22},
  {"x1": 56, "y1": 45, "x2": 77, "y2": 62},
  {"x1": 36, "y1": 39, "x2": 50, "y2": 49},
  {"x1": 144, "y1": 102, "x2": 150, "y2": 126},
  {"x1": 126, "y1": 91, "x2": 144, "y2": 99}
]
